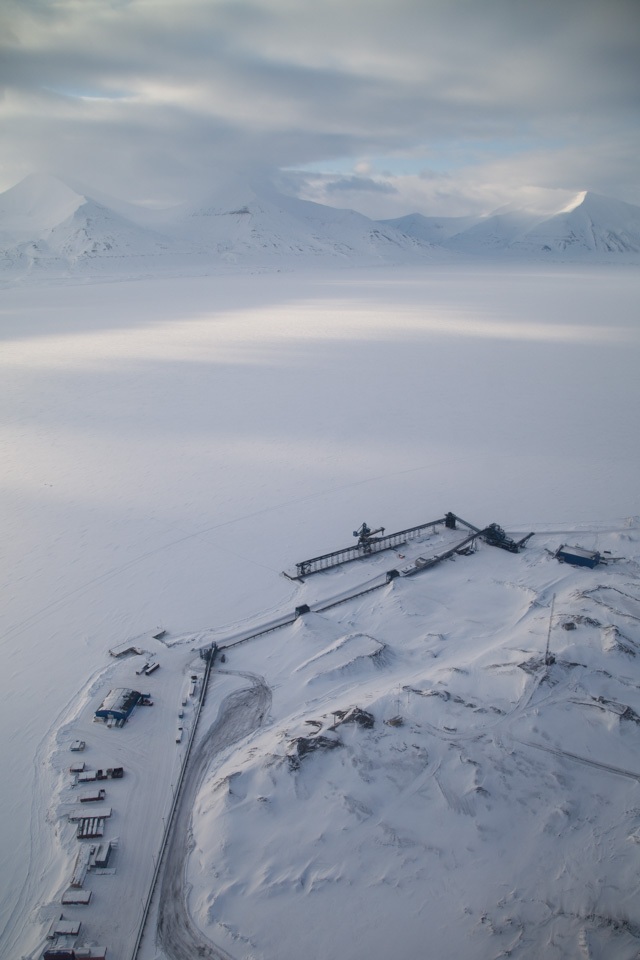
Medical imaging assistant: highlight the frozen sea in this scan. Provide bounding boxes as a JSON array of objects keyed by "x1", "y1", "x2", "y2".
[{"x1": 0, "y1": 262, "x2": 639, "y2": 949}]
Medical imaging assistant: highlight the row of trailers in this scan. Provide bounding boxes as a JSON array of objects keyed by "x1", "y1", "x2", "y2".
[
  {"x1": 288, "y1": 512, "x2": 535, "y2": 580},
  {"x1": 41, "y1": 763, "x2": 124, "y2": 960},
  {"x1": 43, "y1": 947, "x2": 106, "y2": 960}
]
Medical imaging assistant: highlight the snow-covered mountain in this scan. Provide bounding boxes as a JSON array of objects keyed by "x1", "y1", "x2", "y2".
[
  {"x1": 1, "y1": 174, "x2": 639, "y2": 281},
  {"x1": 0, "y1": 173, "x2": 84, "y2": 242},
  {"x1": 167, "y1": 179, "x2": 433, "y2": 265},
  {"x1": 383, "y1": 191, "x2": 640, "y2": 259},
  {"x1": 0, "y1": 173, "x2": 183, "y2": 277},
  {"x1": 0, "y1": 174, "x2": 435, "y2": 280},
  {"x1": 510, "y1": 191, "x2": 640, "y2": 255},
  {"x1": 379, "y1": 211, "x2": 483, "y2": 245}
]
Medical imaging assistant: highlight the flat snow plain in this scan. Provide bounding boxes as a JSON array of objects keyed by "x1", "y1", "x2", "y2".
[{"x1": 1, "y1": 263, "x2": 639, "y2": 959}]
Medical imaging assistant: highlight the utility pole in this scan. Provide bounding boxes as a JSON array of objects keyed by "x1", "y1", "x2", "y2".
[{"x1": 545, "y1": 593, "x2": 556, "y2": 667}]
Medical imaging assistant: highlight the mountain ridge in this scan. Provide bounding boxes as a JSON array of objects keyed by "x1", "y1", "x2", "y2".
[
  {"x1": 383, "y1": 190, "x2": 640, "y2": 258},
  {"x1": 1, "y1": 175, "x2": 639, "y2": 280}
]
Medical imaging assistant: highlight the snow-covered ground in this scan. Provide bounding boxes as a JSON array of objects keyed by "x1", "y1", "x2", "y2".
[
  {"x1": 1, "y1": 264, "x2": 639, "y2": 959},
  {"x1": 182, "y1": 524, "x2": 640, "y2": 960}
]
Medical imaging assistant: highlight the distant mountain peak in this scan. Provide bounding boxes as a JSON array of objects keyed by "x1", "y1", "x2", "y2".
[
  {"x1": 388, "y1": 189, "x2": 640, "y2": 259},
  {"x1": 6, "y1": 171, "x2": 83, "y2": 200},
  {"x1": 0, "y1": 173, "x2": 86, "y2": 239},
  {"x1": 559, "y1": 190, "x2": 588, "y2": 214}
]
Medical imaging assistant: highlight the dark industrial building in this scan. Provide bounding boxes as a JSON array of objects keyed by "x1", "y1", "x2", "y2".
[
  {"x1": 555, "y1": 544, "x2": 601, "y2": 568},
  {"x1": 94, "y1": 688, "x2": 147, "y2": 724}
]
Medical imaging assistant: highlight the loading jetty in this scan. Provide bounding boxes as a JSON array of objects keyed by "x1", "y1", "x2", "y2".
[{"x1": 286, "y1": 511, "x2": 534, "y2": 580}]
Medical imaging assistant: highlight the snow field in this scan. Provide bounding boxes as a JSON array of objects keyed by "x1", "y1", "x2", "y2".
[{"x1": 0, "y1": 265, "x2": 639, "y2": 958}]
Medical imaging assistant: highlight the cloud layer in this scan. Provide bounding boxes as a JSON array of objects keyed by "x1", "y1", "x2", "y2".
[{"x1": 1, "y1": 0, "x2": 639, "y2": 215}]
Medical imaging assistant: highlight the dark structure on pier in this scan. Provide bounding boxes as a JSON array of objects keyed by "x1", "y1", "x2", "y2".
[{"x1": 290, "y1": 512, "x2": 534, "y2": 579}]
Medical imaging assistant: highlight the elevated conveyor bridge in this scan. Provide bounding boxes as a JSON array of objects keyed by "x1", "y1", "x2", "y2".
[
  {"x1": 290, "y1": 516, "x2": 447, "y2": 578},
  {"x1": 288, "y1": 512, "x2": 534, "y2": 579}
]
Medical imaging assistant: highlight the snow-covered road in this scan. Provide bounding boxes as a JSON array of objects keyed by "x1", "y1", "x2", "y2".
[{"x1": 157, "y1": 674, "x2": 271, "y2": 960}]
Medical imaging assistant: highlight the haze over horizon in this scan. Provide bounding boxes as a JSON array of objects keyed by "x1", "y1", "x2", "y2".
[{"x1": 1, "y1": 0, "x2": 639, "y2": 218}]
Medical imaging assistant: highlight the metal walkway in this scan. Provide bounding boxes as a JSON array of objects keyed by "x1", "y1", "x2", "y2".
[{"x1": 291, "y1": 516, "x2": 447, "y2": 578}]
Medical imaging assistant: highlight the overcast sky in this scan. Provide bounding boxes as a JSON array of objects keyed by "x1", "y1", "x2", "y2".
[{"x1": 1, "y1": 0, "x2": 639, "y2": 217}]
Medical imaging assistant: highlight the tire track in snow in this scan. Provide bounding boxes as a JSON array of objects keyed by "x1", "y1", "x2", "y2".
[{"x1": 512, "y1": 737, "x2": 640, "y2": 782}]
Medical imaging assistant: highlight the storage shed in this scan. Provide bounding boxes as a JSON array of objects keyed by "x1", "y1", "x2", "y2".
[
  {"x1": 94, "y1": 688, "x2": 147, "y2": 724},
  {"x1": 75, "y1": 948, "x2": 107, "y2": 960},
  {"x1": 555, "y1": 544, "x2": 601, "y2": 569},
  {"x1": 62, "y1": 889, "x2": 92, "y2": 905},
  {"x1": 92, "y1": 841, "x2": 113, "y2": 868},
  {"x1": 46, "y1": 915, "x2": 81, "y2": 939}
]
